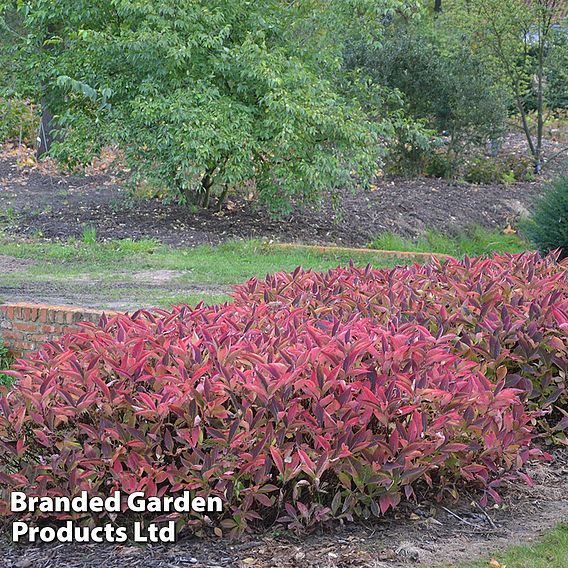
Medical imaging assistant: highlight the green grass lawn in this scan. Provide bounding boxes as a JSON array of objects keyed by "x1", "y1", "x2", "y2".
[
  {"x1": 370, "y1": 227, "x2": 528, "y2": 257},
  {"x1": 0, "y1": 237, "x2": 408, "y2": 284},
  {"x1": 0, "y1": 230, "x2": 533, "y2": 309},
  {"x1": 458, "y1": 524, "x2": 568, "y2": 568}
]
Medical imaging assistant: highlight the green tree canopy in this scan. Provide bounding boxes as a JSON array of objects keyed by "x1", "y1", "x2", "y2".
[
  {"x1": 0, "y1": 0, "x2": 417, "y2": 211},
  {"x1": 445, "y1": 0, "x2": 567, "y2": 171}
]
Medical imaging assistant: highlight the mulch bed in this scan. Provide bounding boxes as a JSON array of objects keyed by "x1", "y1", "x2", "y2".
[{"x1": 0, "y1": 149, "x2": 547, "y2": 248}]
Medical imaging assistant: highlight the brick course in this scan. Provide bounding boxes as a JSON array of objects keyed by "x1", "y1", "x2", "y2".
[{"x1": 0, "y1": 303, "x2": 115, "y2": 357}]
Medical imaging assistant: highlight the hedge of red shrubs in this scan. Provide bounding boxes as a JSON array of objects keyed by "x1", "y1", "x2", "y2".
[
  {"x1": 235, "y1": 252, "x2": 568, "y2": 430},
  {"x1": 0, "y1": 252, "x2": 566, "y2": 534}
]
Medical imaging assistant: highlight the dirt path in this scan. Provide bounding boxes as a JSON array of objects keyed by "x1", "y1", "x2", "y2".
[
  {"x1": 0, "y1": 279, "x2": 230, "y2": 311},
  {"x1": 1, "y1": 448, "x2": 567, "y2": 568},
  {"x1": 0, "y1": 254, "x2": 230, "y2": 310}
]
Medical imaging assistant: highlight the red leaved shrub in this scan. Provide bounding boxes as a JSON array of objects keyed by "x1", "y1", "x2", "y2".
[
  {"x1": 0, "y1": 299, "x2": 541, "y2": 533},
  {"x1": 234, "y1": 252, "x2": 568, "y2": 431}
]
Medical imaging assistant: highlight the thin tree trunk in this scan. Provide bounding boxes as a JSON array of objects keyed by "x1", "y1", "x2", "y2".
[
  {"x1": 200, "y1": 168, "x2": 215, "y2": 208},
  {"x1": 534, "y1": 11, "x2": 547, "y2": 174},
  {"x1": 36, "y1": 95, "x2": 55, "y2": 158},
  {"x1": 218, "y1": 183, "x2": 229, "y2": 212},
  {"x1": 535, "y1": 80, "x2": 543, "y2": 173},
  {"x1": 434, "y1": 0, "x2": 442, "y2": 12},
  {"x1": 37, "y1": 21, "x2": 59, "y2": 159},
  {"x1": 516, "y1": 96, "x2": 537, "y2": 162},
  {"x1": 480, "y1": 4, "x2": 539, "y2": 172}
]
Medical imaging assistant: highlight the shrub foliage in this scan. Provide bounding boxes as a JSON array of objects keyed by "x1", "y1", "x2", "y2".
[
  {"x1": 235, "y1": 253, "x2": 568, "y2": 424},
  {"x1": 0, "y1": 339, "x2": 14, "y2": 388},
  {"x1": 0, "y1": 98, "x2": 38, "y2": 146},
  {"x1": 523, "y1": 175, "x2": 568, "y2": 259},
  {"x1": 0, "y1": 0, "x2": 391, "y2": 212},
  {"x1": 1, "y1": 252, "x2": 565, "y2": 533}
]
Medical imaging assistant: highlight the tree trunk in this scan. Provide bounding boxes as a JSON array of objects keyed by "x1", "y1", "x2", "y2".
[
  {"x1": 36, "y1": 97, "x2": 55, "y2": 158},
  {"x1": 434, "y1": 0, "x2": 442, "y2": 12},
  {"x1": 218, "y1": 183, "x2": 229, "y2": 212},
  {"x1": 37, "y1": 21, "x2": 59, "y2": 159},
  {"x1": 534, "y1": 17, "x2": 546, "y2": 175},
  {"x1": 516, "y1": 94, "x2": 538, "y2": 166},
  {"x1": 200, "y1": 170, "x2": 215, "y2": 208}
]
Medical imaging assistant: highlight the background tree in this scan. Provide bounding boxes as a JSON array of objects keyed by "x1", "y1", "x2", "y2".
[
  {"x1": 345, "y1": 17, "x2": 510, "y2": 175},
  {"x1": 449, "y1": 0, "x2": 566, "y2": 173},
  {"x1": 0, "y1": 0, "x2": 419, "y2": 212},
  {"x1": 544, "y1": 22, "x2": 568, "y2": 111}
]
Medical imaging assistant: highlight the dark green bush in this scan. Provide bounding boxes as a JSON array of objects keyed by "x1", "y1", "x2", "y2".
[
  {"x1": 523, "y1": 174, "x2": 568, "y2": 258},
  {"x1": 463, "y1": 156, "x2": 534, "y2": 185},
  {"x1": 424, "y1": 152, "x2": 453, "y2": 178},
  {"x1": 347, "y1": 22, "x2": 509, "y2": 173}
]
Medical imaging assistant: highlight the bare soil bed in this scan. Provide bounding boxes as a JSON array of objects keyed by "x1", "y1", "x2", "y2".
[
  {"x1": 0, "y1": 255, "x2": 34, "y2": 274},
  {"x1": 0, "y1": 149, "x2": 549, "y2": 248},
  {"x1": 0, "y1": 448, "x2": 566, "y2": 568}
]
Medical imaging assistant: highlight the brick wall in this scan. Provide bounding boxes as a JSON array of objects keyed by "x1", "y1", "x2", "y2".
[{"x1": 0, "y1": 303, "x2": 110, "y2": 357}]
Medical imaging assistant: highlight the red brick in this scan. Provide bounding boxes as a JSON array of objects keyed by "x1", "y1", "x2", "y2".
[
  {"x1": 14, "y1": 322, "x2": 38, "y2": 333},
  {"x1": 1, "y1": 331, "x2": 20, "y2": 340},
  {"x1": 1, "y1": 303, "x2": 111, "y2": 356},
  {"x1": 33, "y1": 334, "x2": 49, "y2": 342}
]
